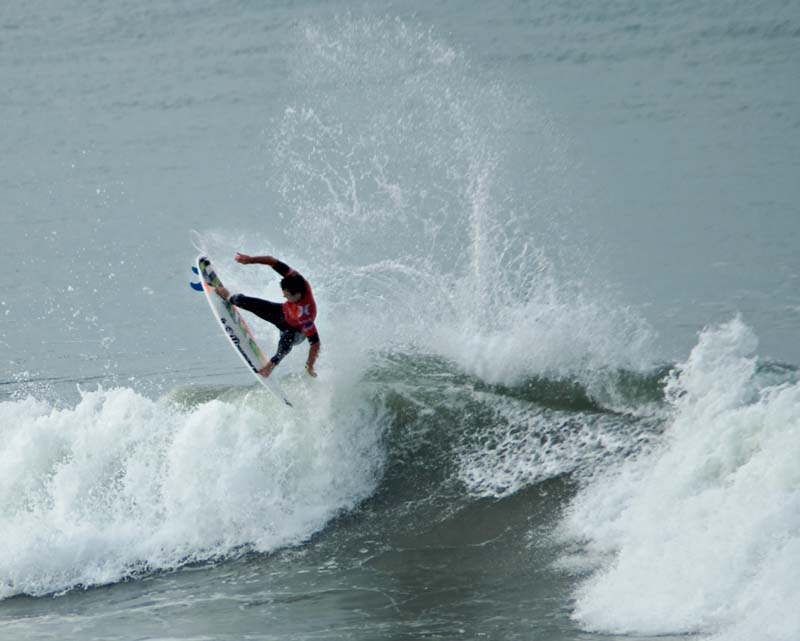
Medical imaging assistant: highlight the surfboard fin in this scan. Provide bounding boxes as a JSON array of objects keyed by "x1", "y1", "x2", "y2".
[{"x1": 190, "y1": 264, "x2": 203, "y2": 290}]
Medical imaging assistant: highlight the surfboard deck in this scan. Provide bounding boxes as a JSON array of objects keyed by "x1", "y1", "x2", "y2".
[{"x1": 193, "y1": 255, "x2": 293, "y2": 407}]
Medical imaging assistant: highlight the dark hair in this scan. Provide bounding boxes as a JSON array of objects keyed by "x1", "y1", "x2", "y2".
[{"x1": 280, "y1": 272, "x2": 307, "y2": 297}]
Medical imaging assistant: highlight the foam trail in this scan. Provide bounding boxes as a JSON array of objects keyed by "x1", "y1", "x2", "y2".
[
  {"x1": 0, "y1": 385, "x2": 385, "y2": 599},
  {"x1": 562, "y1": 318, "x2": 800, "y2": 640}
]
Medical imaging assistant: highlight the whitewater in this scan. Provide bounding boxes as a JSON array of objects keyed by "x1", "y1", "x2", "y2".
[{"x1": 563, "y1": 318, "x2": 800, "y2": 639}]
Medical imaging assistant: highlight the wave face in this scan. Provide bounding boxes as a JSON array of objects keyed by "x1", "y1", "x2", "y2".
[{"x1": 562, "y1": 318, "x2": 800, "y2": 640}]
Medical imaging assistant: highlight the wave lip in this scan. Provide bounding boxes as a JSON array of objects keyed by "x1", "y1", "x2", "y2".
[{"x1": 563, "y1": 318, "x2": 800, "y2": 640}]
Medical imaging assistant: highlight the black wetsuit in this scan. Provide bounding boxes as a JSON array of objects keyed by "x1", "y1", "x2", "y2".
[{"x1": 229, "y1": 260, "x2": 320, "y2": 365}]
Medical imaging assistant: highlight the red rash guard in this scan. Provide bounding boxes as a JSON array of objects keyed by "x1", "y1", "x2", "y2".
[{"x1": 282, "y1": 271, "x2": 318, "y2": 338}]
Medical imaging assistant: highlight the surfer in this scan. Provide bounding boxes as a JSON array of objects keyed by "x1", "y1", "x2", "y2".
[{"x1": 214, "y1": 253, "x2": 320, "y2": 378}]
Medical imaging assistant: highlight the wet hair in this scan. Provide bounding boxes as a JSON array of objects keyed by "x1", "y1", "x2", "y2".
[{"x1": 280, "y1": 272, "x2": 307, "y2": 297}]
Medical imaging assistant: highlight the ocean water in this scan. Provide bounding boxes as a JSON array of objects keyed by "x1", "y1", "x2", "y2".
[{"x1": 1, "y1": 1, "x2": 799, "y2": 640}]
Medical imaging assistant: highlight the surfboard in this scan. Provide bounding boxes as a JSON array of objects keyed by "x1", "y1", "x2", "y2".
[{"x1": 191, "y1": 255, "x2": 293, "y2": 407}]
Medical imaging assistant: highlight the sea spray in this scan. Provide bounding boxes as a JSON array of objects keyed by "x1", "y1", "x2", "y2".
[
  {"x1": 562, "y1": 318, "x2": 800, "y2": 640},
  {"x1": 263, "y1": 16, "x2": 655, "y2": 397}
]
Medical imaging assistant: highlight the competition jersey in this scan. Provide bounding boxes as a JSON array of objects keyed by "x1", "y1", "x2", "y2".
[{"x1": 281, "y1": 269, "x2": 317, "y2": 337}]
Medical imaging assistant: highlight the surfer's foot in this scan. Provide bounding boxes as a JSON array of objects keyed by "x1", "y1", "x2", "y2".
[{"x1": 215, "y1": 285, "x2": 230, "y2": 300}]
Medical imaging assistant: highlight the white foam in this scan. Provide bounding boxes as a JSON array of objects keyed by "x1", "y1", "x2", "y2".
[
  {"x1": 561, "y1": 318, "x2": 800, "y2": 640},
  {"x1": 0, "y1": 384, "x2": 386, "y2": 599}
]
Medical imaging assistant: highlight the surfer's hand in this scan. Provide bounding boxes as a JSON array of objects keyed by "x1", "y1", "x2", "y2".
[
  {"x1": 305, "y1": 363, "x2": 318, "y2": 378},
  {"x1": 235, "y1": 253, "x2": 253, "y2": 264},
  {"x1": 258, "y1": 362, "x2": 275, "y2": 377}
]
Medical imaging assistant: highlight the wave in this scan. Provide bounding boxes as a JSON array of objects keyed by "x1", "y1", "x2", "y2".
[
  {"x1": 5, "y1": 312, "x2": 797, "y2": 641},
  {"x1": 0, "y1": 345, "x2": 666, "y2": 600},
  {"x1": 363, "y1": 353, "x2": 668, "y2": 501},
  {"x1": 0, "y1": 381, "x2": 386, "y2": 599},
  {"x1": 561, "y1": 317, "x2": 800, "y2": 641}
]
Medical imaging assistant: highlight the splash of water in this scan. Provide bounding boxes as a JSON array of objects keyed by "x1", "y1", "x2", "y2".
[{"x1": 263, "y1": 16, "x2": 654, "y2": 388}]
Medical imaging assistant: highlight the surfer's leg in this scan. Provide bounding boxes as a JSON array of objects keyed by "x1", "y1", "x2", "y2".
[
  {"x1": 271, "y1": 330, "x2": 302, "y2": 365},
  {"x1": 229, "y1": 294, "x2": 289, "y2": 331}
]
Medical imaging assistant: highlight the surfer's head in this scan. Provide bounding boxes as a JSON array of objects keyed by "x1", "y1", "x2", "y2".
[{"x1": 280, "y1": 272, "x2": 306, "y2": 302}]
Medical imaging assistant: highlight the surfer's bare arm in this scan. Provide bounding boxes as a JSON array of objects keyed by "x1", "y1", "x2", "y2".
[
  {"x1": 235, "y1": 253, "x2": 290, "y2": 276},
  {"x1": 235, "y1": 253, "x2": 272, "y2": 265}
]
